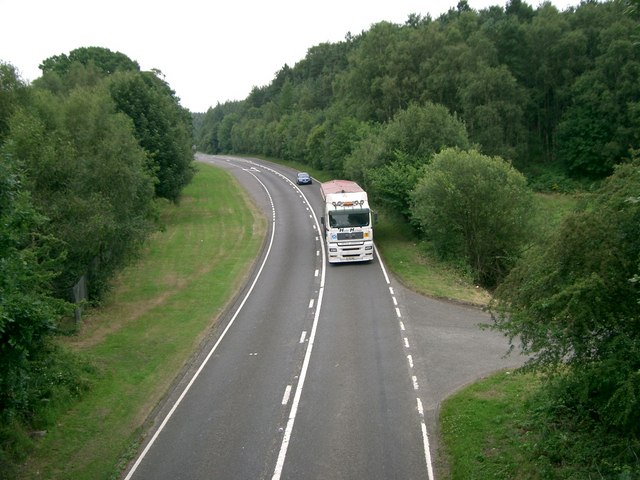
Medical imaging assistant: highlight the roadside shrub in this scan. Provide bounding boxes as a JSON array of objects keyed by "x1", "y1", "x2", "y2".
[{"x1": 411, "y1": 148, "x2": 533, "y2": 287}]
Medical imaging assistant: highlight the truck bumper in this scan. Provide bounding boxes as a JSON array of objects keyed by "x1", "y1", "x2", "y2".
[{"x1": 327, "y1": 242, "x2": 374, "y2": 263}]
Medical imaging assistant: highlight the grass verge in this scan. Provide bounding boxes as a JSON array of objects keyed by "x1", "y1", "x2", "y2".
[
  {"x1": 439, "y1": 371, "x2": 542, "y2": 479},
  {"x1": 18, "y1": 163, "x2": 266, "y2": 479}
]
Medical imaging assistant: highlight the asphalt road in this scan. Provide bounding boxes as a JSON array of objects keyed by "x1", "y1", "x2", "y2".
[{"x1": 122, "y1": 154, "x2": 525, "y2": 480}]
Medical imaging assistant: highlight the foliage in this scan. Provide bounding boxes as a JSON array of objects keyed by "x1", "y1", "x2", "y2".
[
  {"x1": 365, "y1": 154, "x2": 425, "y2": 221},
  {"x1": 411, "y1": 148, "x2": 533, "y2": 287},
  {"x1": 195, "y1": 1, "x2": 639, "y2": 186},
  {"x1": 39, "y1": 46, "x2": 139, "y2": 78},
  {"x1": 557, "y1": 12, "x2": 640, "y2": 177},
  {"x1": 108, "y1": 71, "x2": 195, "y2": 202},
  {"x1": 490, "y1": 158, "x2": 640, "y2": 435},
  {"x1": 345, "y1": 102, "x2": 470, "y2": 187},
  {"x1": 0, "y1": 63, "x2": 29, "y2": 142},
  {"x1": 0, "y1": 51, "x2": 197, "y2": 476},
  {"x1": 0, "y1": 149, "x2": 69, "y2": 420},
  {"x1": 35, "y1": 47, "x2": 194, "y2": 203},
  {"x1": 5, "y1": 86, "x2": 158, "y2": 299}
]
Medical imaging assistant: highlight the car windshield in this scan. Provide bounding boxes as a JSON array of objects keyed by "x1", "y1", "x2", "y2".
[
  {"x1": 328, "y1": 209, "x2": 370, "y2": 228},
  {"x1": 298, "y1": 173, "x2": 309, "y2": 179}
]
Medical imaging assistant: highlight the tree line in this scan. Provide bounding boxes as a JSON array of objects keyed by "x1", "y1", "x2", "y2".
[
  {"x1": 194, "y1": 0, "x2": 640, "y2": 474},
  {"x1": 195, "y1": 0, "x2": 638, "y2": 181},
  {"x1": 0, "y1": 47, "x2": 193, "y2": 473}
]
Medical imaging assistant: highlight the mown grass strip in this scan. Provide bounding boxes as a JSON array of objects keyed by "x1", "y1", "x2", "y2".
[
  {"x1": 439, "y1": 371, "x2": 541, "y2": 479},
  {"x1": 20, "y1": 163, "x2": 266, "y2": 479}
]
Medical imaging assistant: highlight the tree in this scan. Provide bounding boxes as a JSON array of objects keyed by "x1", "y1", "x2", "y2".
[
  {"x1": 345, "y1": 103, "x2": 470, "y2": 207},
  {"x1": 6, "y1": 86, "x2": 157, "y2": 298},
  {"x1": 39, "y1": 46, "x2": 139, "y2": 78},
  {"x1": 108, "y1": 71, "x2": 194, "y2": 202},
  {"x1": 0, "y1": 148, "x2": 67, "y2": 416},
  {"x1": 0, "y1": 62, "x2": 29, "y2": 141},
  {"x1": 557, "y1": 10, "x2": 640, "y2": 177},
  {"x1": 411, "y1": 148, "x2": 533, "y2": 287},
  {"x1": 459, "y1": 64, "x2": 527, "y2": 161},
  {"x1": 490, "y1": 158, "x2": 640, "y2": 435}
]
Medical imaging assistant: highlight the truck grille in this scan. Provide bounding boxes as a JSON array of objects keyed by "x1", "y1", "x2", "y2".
[{"x1": 337, "y1": 231, "x2": 364, "y2": 240}]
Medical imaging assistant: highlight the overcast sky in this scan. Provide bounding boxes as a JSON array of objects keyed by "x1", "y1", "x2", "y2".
[{"x1": 2, "y1": 0, "x2": 579, "y2": 112}]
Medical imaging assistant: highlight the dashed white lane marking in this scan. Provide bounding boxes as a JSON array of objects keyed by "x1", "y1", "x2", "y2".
[
  {"x1": 282, "y1": 385, "x2": 292, "y2": 406},
  {"x1": 299, "y1": 331, "x2": 307, "y2": 344},
  {"x1": 308, "y1": 299, "x2": 315, "y2": 309},
  {"x1": 271, "y1": 168, "x2": 327, "y2": 480},
  {"x1": 374, "y1": 244, "x2": 434, "y2": 480},
  {"x1": 314, "y1": 269, "x2": 319, "y2": 277}
]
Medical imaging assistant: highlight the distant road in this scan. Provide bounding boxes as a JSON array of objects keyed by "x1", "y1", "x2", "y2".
[{"x1": 123, "y1": 154, "x2": 525, "y2": 480}]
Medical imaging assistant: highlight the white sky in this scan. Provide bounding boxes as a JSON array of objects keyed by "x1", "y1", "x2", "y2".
[{"x1": 2, "y1": 0, "x2": 579, "y2": 112}]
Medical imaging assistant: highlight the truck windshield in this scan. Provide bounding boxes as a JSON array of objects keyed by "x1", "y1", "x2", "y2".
[{"x1": 328, "y1": 209, "x2": 370, "y2": 228}]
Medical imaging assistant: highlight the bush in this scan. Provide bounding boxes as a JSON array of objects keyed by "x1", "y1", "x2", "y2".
[
  {"x1": 491, "y1": 158, "x2": 640, "y2": 436},
  {"x1": 411, "y1": 148, "x2": 533, "y2": 287}
]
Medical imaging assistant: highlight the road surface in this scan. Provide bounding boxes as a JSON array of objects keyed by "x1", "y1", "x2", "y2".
[{"x1": 123, "y1": 154, "x2": 525, "y2": 479}]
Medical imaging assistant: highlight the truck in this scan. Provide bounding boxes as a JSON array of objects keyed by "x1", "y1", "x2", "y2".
[{"x1": 320, "y1": 180, "x2": 374, "y2": 263}]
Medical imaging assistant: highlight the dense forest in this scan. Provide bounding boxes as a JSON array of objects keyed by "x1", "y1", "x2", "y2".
[
  {"x1": 195, "y1": 0, "x2": 638, "y2": 185},
  {"x1": 0, "y1": 47, "x2": 193, "y2": 474}
]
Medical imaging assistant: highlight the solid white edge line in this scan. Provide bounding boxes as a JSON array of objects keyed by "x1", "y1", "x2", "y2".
[
  {"x1": 124, "y1": 164, "x2": 277, "y2": 480},
  {"x1": 416, "y1": 398, "x2": 435, "y2": 480}
]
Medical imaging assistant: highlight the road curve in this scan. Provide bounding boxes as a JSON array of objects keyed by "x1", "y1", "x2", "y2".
[{"x1": 122, "y1": 154, "x2": 525, "y2": 480}]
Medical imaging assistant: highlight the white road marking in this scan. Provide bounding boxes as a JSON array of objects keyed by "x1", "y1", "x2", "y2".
[
  {"x1": 412, "y1": 376, "x2": 419, "y2": 390},
  {"x1": 375, "y1": 245, "x2": 435, "y2": 480},
  {"x1": 308, "y1": 299, "x2": 315, "y2": 309},
  {"x1": 281, "y1": 385, "x2": 292, "y2": 406},
  {"x1": 416, "y1": 398, "x2": 435, "y2": 480},
  {"x1": 272, "y1": 174, "x2": 327, "y2": 480},
  {"x1": 299, "y1": 331, "x2": 307, "y2": 344},
  {"x1": 124, "y1": 163, "x2": 277, "y2": 480}
]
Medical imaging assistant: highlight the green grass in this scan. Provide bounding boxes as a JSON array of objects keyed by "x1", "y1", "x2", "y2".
[
  {"x1": 375, "y1": 211, "x2": 491, "y2": 305},
  {"x1": 439, "y1": 371, "x2": 542, "y2": 480},
  {"x1": 18, "y1": 163, "x2": 266, "y2": 479}
]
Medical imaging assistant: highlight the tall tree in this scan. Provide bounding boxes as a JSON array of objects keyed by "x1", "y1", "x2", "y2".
[
  {"x1": 109, "y1": 71, "x2": 194, "y2": 201},
  {"x1": 7, "y1": 86, "x2": 157, "y2": 298}
]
